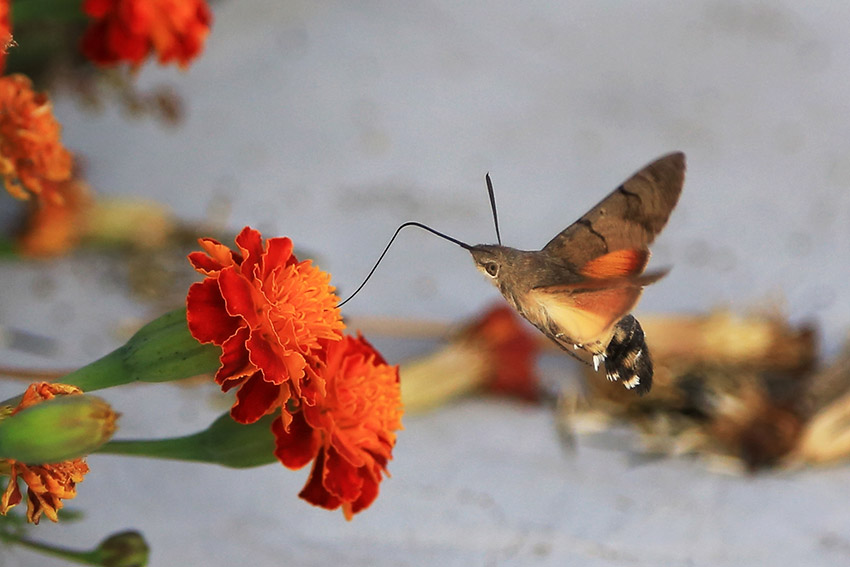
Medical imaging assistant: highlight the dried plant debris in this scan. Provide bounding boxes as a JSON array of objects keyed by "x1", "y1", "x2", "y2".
[{"x1": 556, "y1": 309, "x2": 839, "y2": 472}]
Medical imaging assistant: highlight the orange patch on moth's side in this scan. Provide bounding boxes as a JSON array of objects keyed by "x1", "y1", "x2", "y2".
[
  {"x1": 579, "y1": 249, "x2": 649, "y2": 279},
  {"x1": 529, "y1": 285, "x2": 643, "y2": 345}
]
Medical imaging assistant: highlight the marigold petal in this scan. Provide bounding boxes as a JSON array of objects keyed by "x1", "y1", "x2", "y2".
[
  {"x1": 0, "y1": 472, "x2": 22, "y2": 513},
  {"x1": 215, "y1": 326, "x2": 255, "y2": 387},
  {"x1": 323, "y1": 446, "x2": 365, "y2": 502},
  {"x1": 217, "y1": 266, "x2": 265, "y2": 328},
  {"x1": 246, "y1": 328, "x2": 305, "y2": 387},
  {"x1": 263, "y1": 237, "x2": 296, "y2": 275},
  {"x1": 18, "y1": 382, "x2": 83, "y2": 410},
  {"x1": 234, "y1": 226, "x2": 265, "y2": 279},
  {"x1": 188, "y1": 250, "x2": 225, "y2": 275},
  {"x1": 272, "y1": 411, "x2": 320, "y2": 470},
  {"x1": 346, "y1": 467, "x2": 381, "y2": 519},
  {"x1": 198, "y1": 236, "x2": 241, "y2": 268},
  {"x1": 18, "y1": 461, "x2": 88, "y2": 524},
  {"x1": 298, "y1": 450, "x2": 341, "y2": 511},
  {"x1": 187, "y1": 278, "x2": 242, "y2": 345},
  {"x1": 230, "y1": 373, "x2": 288, "y2": 424}
]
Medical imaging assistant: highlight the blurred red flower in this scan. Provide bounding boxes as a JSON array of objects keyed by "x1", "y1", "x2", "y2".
[
  {"x1": 465, "y1": 304, "x2": 541, "y2": 401},
  {"x1": 81, "y1": 0, "x2": 212, "y2": 68},
  {"x1": 0, "y1": 0, "x2": 11, "y2": 74}
]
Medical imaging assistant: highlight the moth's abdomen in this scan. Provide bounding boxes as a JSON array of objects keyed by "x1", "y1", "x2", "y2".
[{"x1": 603, "y1": 315, "x2": 653, "y2": 396}]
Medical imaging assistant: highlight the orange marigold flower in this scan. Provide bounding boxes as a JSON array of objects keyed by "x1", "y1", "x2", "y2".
[
  {"x1": 187, "y1": 227, "x2": 345, "y2": 426},
  {"x1": 274, "y1": 334, "x2": 403, "y2": 520},
  {"x1": 81, "y1": 0, "x2": 212, "y2": 69},
  {"x1": 0, "y1": 75, "x2": 73, "y2": 204},
  {"x1": 0, "y1": 383, "x2": 91, "y2": 524}
]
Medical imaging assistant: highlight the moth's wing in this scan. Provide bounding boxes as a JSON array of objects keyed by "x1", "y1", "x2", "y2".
[
  {"x1": 543, "y1": 152, "x2": 685, "y2": 268},
  {"x1": 529, "y1": 282, "x2": 645, "y2": 346},
  {"x1": 528, "y1": 248, "x2": 668, "y2": 345}
]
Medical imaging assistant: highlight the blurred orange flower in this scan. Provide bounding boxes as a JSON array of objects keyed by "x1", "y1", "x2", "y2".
[
  {"x1": 0, "y1": 383, "x2": 91, "y2": 524},
  {"x1": 81, "y1": 0, "x2": 212, "y2": 69},
  {"x1": 187, "y1": 227, "x2": 344, "y2": 426},
  {"x1": 17, "y1": 177, "x2": 93, "y2": 257},
  {"x1": 274, "y1": 334, "x2": 403, "y2": 520},
  {"x1": 0, "y1": 75, "x2": 72, "y2": 204}
]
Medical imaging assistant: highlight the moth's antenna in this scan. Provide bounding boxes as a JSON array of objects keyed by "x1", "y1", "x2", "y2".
[
  {"x1": 485, "y1": 173, "x2": 501, "y2": 245},
  {"x1": 338, "y1": 221, "x2": 471, "y2": 308}
]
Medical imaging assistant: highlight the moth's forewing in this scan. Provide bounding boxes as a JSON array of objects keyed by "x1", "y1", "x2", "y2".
[{"x1": 542, "y1": 152, "x2": 685, "y2": 270}]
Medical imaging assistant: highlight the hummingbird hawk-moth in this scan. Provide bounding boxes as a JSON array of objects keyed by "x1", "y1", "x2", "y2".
[
  {"x1": 468, "y1": 152, "x2": 685, "y2": 395},
  {"x1": 341, "y1": 152, "x2": 685, "y2": 395}
]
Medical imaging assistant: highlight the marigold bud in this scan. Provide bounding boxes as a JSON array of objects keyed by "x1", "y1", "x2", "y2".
[
  {"x1": 96, "y1": 530, "x2": 150, "y2": 567},
  {"x1": 0, "y1": 395, "x2": 118, "y2": 463}
]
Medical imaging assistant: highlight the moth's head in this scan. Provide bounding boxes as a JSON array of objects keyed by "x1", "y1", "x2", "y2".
[{"x1": 469, "y1": 244, "x2": 509, "y2": 281}]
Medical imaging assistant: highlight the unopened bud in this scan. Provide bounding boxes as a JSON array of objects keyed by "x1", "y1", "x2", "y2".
[
  {"x1": 96, "y1": 530, "x2": 150, "y2": 567},
  {"x1": 0, "y1": 395, "x2": 118, "y2": 463}
]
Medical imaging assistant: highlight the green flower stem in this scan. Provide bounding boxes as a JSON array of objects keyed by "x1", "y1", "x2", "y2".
[
  {"x1": 98, "y1": 412, "x2": 279, "y2": 469},
  {"x1": 59, "y1": 308, "x2": 221, "y2": 392},
  {"x1": 3, "y1": 535, "x2": 102, "y2": 565},
  {"x1": 0, "y1": 236, "x2": 17, "y2": 258},
  {"x1": 0, "y1": 528, "x2": 148, "y2": 567},
  {"x1": 56, "y1": 348, "x2": 129, "y2": 392}
]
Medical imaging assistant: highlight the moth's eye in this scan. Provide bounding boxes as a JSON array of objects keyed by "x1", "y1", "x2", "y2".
[{"x1": 484, "y1": 262, "x2": 499, "y2": 277}]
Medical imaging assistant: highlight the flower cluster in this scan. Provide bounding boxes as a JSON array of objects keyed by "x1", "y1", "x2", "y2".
[
  {"x1": 81, "y1": 0, "x2": 213, "y2": 68},
  {"x1": 0, "y1": 384, "x2": 92, "y2": 524},
  {"x1": 187, "y1": 227, "x2": 403, "y2": 518},
  {"x1": 0, "y1": 75, "x2": 73, "y2": 204}
]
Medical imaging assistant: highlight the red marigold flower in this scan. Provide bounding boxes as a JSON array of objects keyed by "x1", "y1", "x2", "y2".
[
  {"x1": 274, "y1": 334, "x2": 403, "y2": 520},
  {"x1": 0, "y1": 75, "x2": 73, "y2": 204},
  {"x1": 0, "y1": 0, "x2": 12, "y2": 75},
  {"x1": 0, "y1": 383, "x2": 91, "y2": 524},
  {"x1": 187, "y1": 227, "x2": 345, "y2": 426},
  {"x1": 81, "y1": 0, "x2": 212, "y2": 69}
]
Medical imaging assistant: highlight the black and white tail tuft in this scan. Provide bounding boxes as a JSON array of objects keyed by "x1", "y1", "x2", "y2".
[{"x1": 604, "y1": 315, "x2": 653, "y2": 396}]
